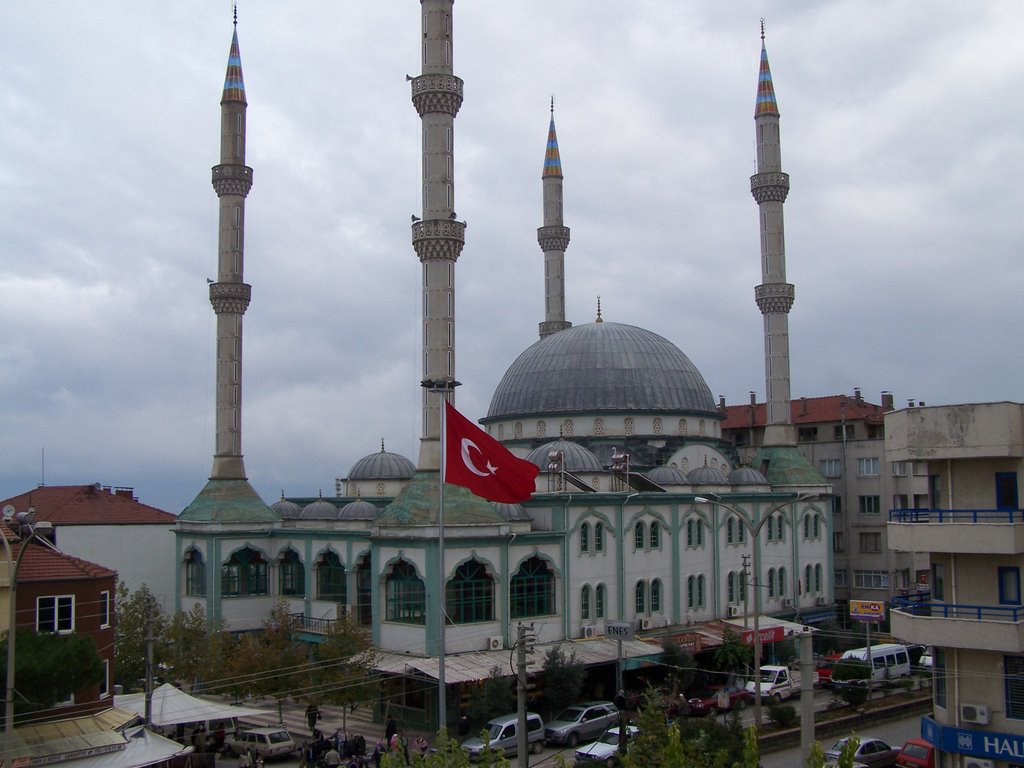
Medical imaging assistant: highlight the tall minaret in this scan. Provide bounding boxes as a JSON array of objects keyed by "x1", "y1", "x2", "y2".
[
  {"x1": 410, "y1": 0, "x2": 465, "y2": 470},
  {"x1": 208, "y1": 12, "x2": 253, "y2": 479},
  {"x1": 751, "y1": 24, "x2": 796, "y2": 447},
  {"x1": 538, "y1": 99, "x2": 571, "y2": 339}
]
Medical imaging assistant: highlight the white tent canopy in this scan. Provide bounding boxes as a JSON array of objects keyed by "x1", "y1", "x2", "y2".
[{"x1": 114, "y1": 683, "x2": 266, "y2": 727}]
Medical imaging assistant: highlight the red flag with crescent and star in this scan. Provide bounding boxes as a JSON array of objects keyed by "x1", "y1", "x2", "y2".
[{"x1": 443, "y1": 401, "x2": 540, "y2": 503}]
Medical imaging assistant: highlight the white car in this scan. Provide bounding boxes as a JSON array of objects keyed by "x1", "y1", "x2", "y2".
[{"x1": 574, "y1": 725, "x2": 638, "y2": 767}]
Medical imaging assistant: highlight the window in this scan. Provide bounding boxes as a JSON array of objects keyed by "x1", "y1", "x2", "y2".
[
  {"x1": 833, "y1": 532, "x2": 845, "y2": 552},
  {"x1": 697, "y1": 574, "x2": 705, "y2": 607},
  {"x1": 356, "y1": 555, "x2": 372, "y2": 627},
  {"x1": 935, "y1": 649, "x2": 947, "y2": 709},
  {"x1": 37, "y1": 595, "x2": 74, "y2": 633},
  {"x1": 279, "y1": 550, "x2": 305, "y2": 596},
  {"x1": 446, "y1": 559, "x2": 493, "y2": 624},
  {"x1": 775, "y1": 515, "x2": 785, "y2": 541},
  {"x1": 766, "y1": 519, "x2": 774, "y2": 542},
  {"x1": 727, "y1": 572, "x2": 736, "y2": 604},
  {"x1": 798, "y1": 427, "x2": 818, "y2": 442},
  {"x1": 767, "y1": 568, "x2": 776, "y2": 599},
  {"x1": 686, "y1": 518, "x2": 704, "y2": 547},
  {"x1": 834, "y1": 424, "x2": 855, "y2": 440},
  {"x1": 893, "y1": 494, "x2": 910, "y2": 510},
  {"x1": 805, "y1": 565, "x2": 813, "y2": 595},
  {"x1": 834, "y1": 568, "x2": 848, "y2": 588},
  {"x1": 778, "y1": 567, "x2": 787, "y2": 597},
  {"x1": 932, "y1": 562, "x2": 945, "y2": 601},
  {"x1": 581, "y1": 585, "x2": 591, "y2": 620},
  {"x1": 634, "y1": 522, "x2": 645, "y2": 550},
  {"x1": 1006, "y1": 655, "x2": 1024, "y2": 718},
  {"x1": 651, "y1": 579, "x2": 662, "y2": 613},
  {"x1": 317, "y1": 552, "x2": 347, "y2": 603},
  {"x1": 858, "y1": 495, "x2": 881, "y2": 514},
  {"x1": 596, "y1": 584, "x2": 606, "y2": 618},
  {"x1": 635, "y1": 581, "x2": 646, "y2": 614},
  {"x1": 815, "y1": 564, "x2": 823, "y2": 593},
  {"x1": 580, "y1": 522, "x2": 590, "y2": 553},
  {"x1": 803, "y1": 515, "x2": 811, "y2": 539},
  {"x1": 859, "y1": 532, "x2": 882, "y2": 553},
  {"x1": 857, "y1": 457, "x2": 880, "y2": 476},
  {"x1": 386, "y1": 559, "x2": 426, "y2": 624},
  {"x1": 99, "y1": 590, "x2": 111, "y2": 629},
  {"x1": 997, "y1": 472, "x2": 1020, "y2": 511},
  {"x1": 100, "y1": 659, "x2": 110, "y2": 698},
  {"x1": 511, "y1": 557, "x2": 555, "y2": 618},
  {"x1": 185, "y1": 549, "x2": 206, "y2": 597},
  {"x1": 624, "y1": 417, "x2": 634, "y2": 436},
  {"x1": 819, "y1": 459, "x2": 842, "y2": 478},
  {"x1": 1000, "y1": 567, "x2": 1022, "y2": 606},
  {"x1": 221, "y1": 547, "x2": 268, "y2": 597},
  {"x1": 813, "y1": 514, "x2": 821, "y2": 538},
  {"x1": 687, "y1": 576, "x2": 695, "y2": 609},
  {"x1": 727, "y1": 518, "x2": 735, "y2": 545},
  {"x1": 737, "y1": 521, "x2": 745, "y2": 544},
  {"x1": 650, "y1": 521, "x2": 660, "y2": 548},
  {"x1": 594, "y1": 523, "x2": 604, "y2": 553},
  {"x1": 853, "y1": 570, "x2": 889, "y2": 590},
  {"x1": 892, "y1": 461, "x2": 908, "y2": 476}
]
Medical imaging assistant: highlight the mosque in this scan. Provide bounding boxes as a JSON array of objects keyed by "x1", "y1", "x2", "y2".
[{"x1": 173, "y1": 1, "x2": 832, "y2": 731}]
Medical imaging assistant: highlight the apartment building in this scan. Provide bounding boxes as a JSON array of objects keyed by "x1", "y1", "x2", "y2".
[{"x1": 888, "y1": 401, "x2": 1024, "y2": 768}]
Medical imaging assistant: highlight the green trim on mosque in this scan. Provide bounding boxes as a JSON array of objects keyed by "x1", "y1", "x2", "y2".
[
  {"x1": 377, "y1": 471, "x2": 507, "y2": 526},
  {"x1": 753, "y1": 445, "x2": 827, "y2": 485},
  {"x1": 179, "y1": 478, "x2": 279, "y2": 522}
]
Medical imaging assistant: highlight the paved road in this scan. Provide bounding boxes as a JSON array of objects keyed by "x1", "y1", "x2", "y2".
[{"x1": 760, "y1": 710, "x2": 924, "y2": 768}]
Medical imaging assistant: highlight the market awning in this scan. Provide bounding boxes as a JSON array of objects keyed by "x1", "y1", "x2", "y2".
[{"x1": 114, "y1": 683, "x2": 265, "y2": 728}]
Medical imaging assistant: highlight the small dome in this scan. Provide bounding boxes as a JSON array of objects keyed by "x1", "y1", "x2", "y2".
[
  {"x1": 492, "y1": 502, "x2": 532, "y2": 522},
  {"x1": 526, "y1": 439, "x2": 602, "y2": 473},
  {"x1": 687, "y1": 465, "x2": 728, "y2": 485},
  {"x1": 348, "y1": 443, "x2": 415, "y2": 481},
  {"x1": 728, "y1": 466, "x2": 768, "y2": 485},
  {"x1": 299, "y1": 498, "x2": 340, "y2": 520},
  {"x1": 271, "y1": 495, "x2": 302, "y2": 519},
  {"x1": 340, "y1": 499, "x2": 378, "y2": 520},
  {"x1": 647, "y1": 465, "x2": 688, "y2": 485}
]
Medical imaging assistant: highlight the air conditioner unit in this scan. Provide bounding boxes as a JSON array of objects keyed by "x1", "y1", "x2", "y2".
[
  {"x1": 582, "y1": 625, "x2": 597, "y2": 639},
  {"x1": 487, "y1": 635, "x2": 503, "y2": 651},
  {"x1": 961, "y1": 703, "x2": 991, "y2": 726},
  {"x1": 728, "y1": 605, "x2": 741, "y2": 617},
  {"x1": 815, "y1": 597, "x2": 828, "y2": 606},
  {"x1": 638, "y1": 617, "x2": 653, "y2": 630},
  {"x1": 782, "y1": 598, "x2": 794, "y2": 608},
  {"x1": 965, "y1": 759, "x2": 994, "y2": 768}
]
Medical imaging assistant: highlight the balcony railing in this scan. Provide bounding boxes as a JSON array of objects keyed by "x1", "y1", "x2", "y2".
[
  {"x1": 888, "y1": 508, "x2": 1024, "y2": 523},
  {"x1": 289, "y1": 612, "x2": 337, "y2": 635},
  {"x1": 894, "y1": 601, "x2": 1024, "y2": 622}
]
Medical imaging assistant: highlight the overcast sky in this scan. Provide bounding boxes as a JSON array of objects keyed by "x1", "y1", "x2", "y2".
[{"x1": 1, "y1": 2, "x2": 1021, "y2": 515}]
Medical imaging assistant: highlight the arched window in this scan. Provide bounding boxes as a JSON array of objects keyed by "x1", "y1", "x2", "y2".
[
  {"x1": 278, "y1": 549, "x2": 304, "y2": 597},
  {"x1": 766, "y1": 520, "x2": 774, "y2": 542},
  {"x1": 778, "y1": 567, "x2": 787, "y2": 597},
  {"x1": 580, "y1": 522, "x2": 590, "y2": 553},
  {"x1": 776, "y1": 515, "x2": 785, "y2": 541},
  {"x1": 737, "y1": 519, "x2": 746, "y2": 544},
  {"x1": 386, "y1": 559, "x2": 426, "y2": 624},
  {"x1": 678, "y1": 418, "x2": 688, "y2": 436},
  {"x1": 317, "y1": 551, "x2": 347, "y2": 603},
  {"x1": 581, "y1": 585, "x2": 591, "y2": 620},
  {"x1": 813, "y1": 514, "x2": 821, "y2": 539},
  {"x1": 727, "y1": 571, "x2": 736, "y2": 604},
  {"x1": 356, "y1": 554, "x2": 372, "y2": 626},
  {"x1": 803, "y1": 514, "x2": 812, "y2": 539},
  {"x1": 594, "y1": 522, "x2": 605, "y2": 553},
  {"x1": 651, "y1": 579, "x2": 662, "y2": 613},
  {"x1": 562, "y1": 419, "x2": 574, "y2": 437},
  {"x1": 686, "y1": 519, "x2": 695, "y2": 547},
  {"x1": 815, "y1": 563, "x2": 823, "y2": 594},
  {"x1": 727, "y1": 518, "x2": 735, "y2": 544},
  {"x1": 185, "y1": 549, "x2": 206, "y2": 597},
  {"x1": 805, "y1": 564, "x2": 813, "y2": 595},
  {"x1": 650, "y1": 521, "x2": 660, "y2": 548},
  {"x1": 698, "y1": 419, "x2": 706, "y2": 436},
  {"x1": 446, "y1": 559, "x2": 493, "y2": 624},
  {"x1": 222, "y1": 547, "x2": 268, "y2": 597},
  {"x1": 634, "y1": 581, "x2": 646, "y2": 614},
  {"x1": 687, "y1": 575, "x2": 695, "y2": 609},
  {"x1": 767, "y1": 568, "x2": 776, "y2": 599},
  {"x1": 634, "y1": 522, "x2": 645, "y2": 550},
  {"x1": 697, "y1": 574, "x2": 705, "y2": 607},
  {"x1": 596, "y1": 584, "x2": 606, "y2": 618},
  {"x1": 511, "y1": 557, "x2": 555, "y2": 618}
]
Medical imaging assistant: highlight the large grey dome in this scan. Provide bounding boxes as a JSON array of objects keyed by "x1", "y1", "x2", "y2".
[
  {"x1": 486, "y1": 321, "x2": 716, "y2": 420},
  {"x1": 272, "y1": 495, "x2": 302, "y2": 519},
  {"x1": 687, "y1": 465, "x2": 728, "y2": 485},
  {"x1": 348, "y1": 445, "x2": 415, "y2": 481},
  {"x1": 340, "y1": 499, "x2": 378, "y2": 520},
  {"x1": 526, "y1": 439, "x2": 602, "y2": 473},
  {"x1": 299, "y1": 498, "x2": 340, "y2": 520}
]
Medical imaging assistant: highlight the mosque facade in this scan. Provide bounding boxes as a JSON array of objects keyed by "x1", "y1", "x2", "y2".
[{"x1": 173, "y1": 2, "x2": 832, "y2": 731}]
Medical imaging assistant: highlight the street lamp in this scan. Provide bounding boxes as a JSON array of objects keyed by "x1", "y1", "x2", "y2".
[
  {"x1": 694, "y1": 493, "x2": 817, "y2": 729},
  {"x1": 1, "y1": 504, "x2": 54, "y2": 733}
]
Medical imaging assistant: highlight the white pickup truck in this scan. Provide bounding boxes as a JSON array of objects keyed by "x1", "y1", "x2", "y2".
[{"x1": 744, "y1": 665, "x2": 802, "y2": 701}]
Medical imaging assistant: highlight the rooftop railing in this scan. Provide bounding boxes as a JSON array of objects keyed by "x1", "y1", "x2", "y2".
[
  {"x1": 888, "y1": 508, "x2": 1024, "y2": 523},
  {"x1": 893, "y1": 601, "x2": 1024, "y2": 622}
]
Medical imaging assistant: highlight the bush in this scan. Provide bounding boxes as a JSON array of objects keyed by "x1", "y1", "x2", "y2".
[
  {"x1": 766, "y1": 699, "x2": 797, "y2": 728},
  {"x1": 830, "y1": 659, "x2": 871, "y2": 708}
]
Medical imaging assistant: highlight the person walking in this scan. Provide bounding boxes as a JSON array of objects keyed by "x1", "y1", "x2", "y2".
[{"x1": 384, "y1": 714, "x2": 397, "y2": 744}]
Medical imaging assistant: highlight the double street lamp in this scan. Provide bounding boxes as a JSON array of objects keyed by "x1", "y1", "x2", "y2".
[{"x1": 1, "y1": 504, "x2": 54, "y2": 733}]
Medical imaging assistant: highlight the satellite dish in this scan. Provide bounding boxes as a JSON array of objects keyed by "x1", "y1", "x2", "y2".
[{"x1": 1, "y1": 504, "x2": 14, "y2": 523}]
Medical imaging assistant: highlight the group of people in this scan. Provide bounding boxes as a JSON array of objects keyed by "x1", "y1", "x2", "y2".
[{"x1": 297, "y1": 717, "x2": 429, "y2": 768}]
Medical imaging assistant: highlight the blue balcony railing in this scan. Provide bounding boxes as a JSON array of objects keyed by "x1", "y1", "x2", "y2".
[
  {"x1": 888, "y1": 508, "x2": 1024, "y2": 523},
  {"x1": 893, "y1": 602, "x2": 1024, "y2": 622}
]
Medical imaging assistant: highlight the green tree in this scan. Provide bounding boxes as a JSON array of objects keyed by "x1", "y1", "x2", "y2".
[
  {"x1": 661, "y1": 639, "x2": 696, "y2": 695},
  {"x1": 467, "y1": 666, "x2": 515, "y2": 726},
  {"x1": 712, "y1": 627, "x2": 753, "y2": 679},
  {"x1": 1, "y1": 630, "x2": 103, "y2": 720},
  {"x1": 378, "y1": 728, "x2": 510, "y2": 768},
  {"x1": 541, "y1": 645, "x2": 585, "y2": 719},
  {"x1": 310, "y1": 613, "x2": 379, "y2": 722},
  {"x1": 830, "y1": 660, "x2": 871, "y2": 707},
  {"x1": 113, "y1": 582, "x2": 169, "y2": 692},
  {"x1": 164, "y1": 602, "x2": 234, "y2": 693},
  {"x1": 621, "y1": 699, "x2": 760, "y2": 768}
]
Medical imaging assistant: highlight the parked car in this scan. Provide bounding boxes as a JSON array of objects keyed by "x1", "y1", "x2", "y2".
[
  {"x1": 825, "y1": 737, "x2": 899, "y2": 768},
  {"x1": 224, "y1": 727, "x2": 298, "y2": 761},
  {"x1": 896, "y1": 738, "x2": 936, "y2": 768},
  {"x1": 815, "y1": 652, "x2": 844, "y2": 688},
  {"x1": 574, "y1": 725, "x2": 639, "y2": 767},
  {"x1": 686, "y1": 686, "x2": 750, "y2": 716},
  {"x1": 545, "y1": 701, "x2": 619, "y2": 747},
  {"x1": 461, "y1": 712, "x2": 545, "y2": 760},
  {"x1": 744, "y1": 664, "x2": 799, "y2": 701}
]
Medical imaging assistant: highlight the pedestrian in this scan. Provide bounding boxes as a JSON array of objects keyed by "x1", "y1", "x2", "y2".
[
  {"x1": 324, "y1": 746, "x2": 342, "y2": 768},
  {"x1": 237, "y1": 749, "x2": 251, "y2": 768},
  {"x1": 414, "y1": 735, "x2": 428, "y2": 755},
  {"x1": 457, "y1": 713, "x2": 470, "y2": 742},
  {"x1": 384, "y1": 714, "x2": 397, "y2": 743},
  {"x1": 306, "y1": 702, "x2": 322, "y2": 732}
]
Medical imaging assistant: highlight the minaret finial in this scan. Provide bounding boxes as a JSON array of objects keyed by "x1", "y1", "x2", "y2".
[
  {"x1": 550, "y1": 94, "x2": 555, "y2": 115},
  {"x1": 380, "y1": 438, "x2": 386, "y2": 453},
  {"x1": 233, "y1": 3, "x2": 238, "y2": 26},
  {"x1": 596, "y1": 296, "x2": 603, "y2": 322},
  {"x1": 760, "y1": 17, "x2": 765, "y2": 42}
]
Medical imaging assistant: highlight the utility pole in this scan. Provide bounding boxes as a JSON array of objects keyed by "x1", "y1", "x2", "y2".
[
  {"x1": 516, "y1": 623, "x2": 535, "y2": 767},
  {"x1": 799, "y1": 631, "x2": 814, "y2": 763},
  {"x1": 144, "y1": 595, "x2": 155, "y2": 725}
]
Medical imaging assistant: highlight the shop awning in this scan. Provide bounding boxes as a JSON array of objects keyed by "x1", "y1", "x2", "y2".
[{"x1": 114, "y1": 683, "x2": 265, "y2": 727}]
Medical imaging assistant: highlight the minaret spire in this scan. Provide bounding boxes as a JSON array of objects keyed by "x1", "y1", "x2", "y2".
[
  {"x1": 208, "y1": 19, "x2": 253, "y2": 478},
  {"x1": 538, "y1": 97, "x2": 571, "y2": 338},
  {"x1": 751, "y1": 25, "x2": 796, "y2": 446},
  {"x1": 410, "y1": 0, "x2": 464, "y2": 469}
]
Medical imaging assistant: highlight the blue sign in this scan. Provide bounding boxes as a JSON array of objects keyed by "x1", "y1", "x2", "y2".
[{"x1": 922, "y1": 716, "x2": 1024, "y2": 760}]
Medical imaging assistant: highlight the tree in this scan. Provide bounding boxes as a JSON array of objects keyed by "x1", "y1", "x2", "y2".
[
  {"x1": 1, "y1": 630, "x2": 103, "y2": 719},
  {"x1": 712, "y1": 627, "x2": 752, "y2": 680},
  {"x1": 830, "y1": 659, "x2": 871, "y2": 707},
  {"x1": 114, "y1": 582, "x2": 169, "y2": 692},
  {"x1": 541, "y1": 645, "x2": 585, "y2": 718},
  {"x1": 660, "y1": 639, "x2": 696, "y2": 695},
  {"x1": 310, "y1": 613, "x2": 379, "y2": 729},
  {"x1": 164, "y1": 602, "x2": 234, "y2": 693},
  {"x1": 466, "y1": 666, "x2": 514, "y2": 726}
]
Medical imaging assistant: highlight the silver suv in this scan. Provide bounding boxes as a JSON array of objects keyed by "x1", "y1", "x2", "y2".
[{"x1": 544, "y1": 701, "x2": 619, "y2": 747}]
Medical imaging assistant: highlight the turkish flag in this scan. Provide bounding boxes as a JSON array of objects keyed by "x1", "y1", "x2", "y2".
[{"x1": 444, "y1": 401, "x2": 540, "y2": 503}]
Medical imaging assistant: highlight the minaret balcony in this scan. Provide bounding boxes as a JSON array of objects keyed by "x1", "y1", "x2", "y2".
[
  {"x1": 410, "y1": 74, "x2": 464, "y2": 117},
  {"x1": 750, "y1": 171, "x2": 790, "y2": 203},
  {"x1": 412, "y1": 219, "x2": 466, "y2": 262},
  {"x1": 754, "y1": 282, "x2": 794, "y2": 314}
]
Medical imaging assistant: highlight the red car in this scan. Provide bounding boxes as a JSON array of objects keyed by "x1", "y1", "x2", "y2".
[
  {"x1": 815, "y1": 652, "x2": 844, "y2": 688},
  {"x1": 686, "y1": 686, "x2": 751, "y2": 716},
  {"x1": 896, "y1": 739, "x2": 935, "y2": 768}
]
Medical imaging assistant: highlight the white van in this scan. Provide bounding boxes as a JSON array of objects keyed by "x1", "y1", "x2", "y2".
[{"x1": 840, "y1": 643, "x2": 911, "y2": 682}]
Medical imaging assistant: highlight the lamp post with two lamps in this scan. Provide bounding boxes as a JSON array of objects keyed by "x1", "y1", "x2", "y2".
[
  {"x1": 694, "y1": 492, "x2": 818, "y2": 730},
  {"x1": 1, "y1": 503, "x2": 54, "y2": 733}
]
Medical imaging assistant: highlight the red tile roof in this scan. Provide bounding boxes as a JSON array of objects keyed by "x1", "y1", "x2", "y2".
[
  {"x1": 720, "y1": 395, "x2": 888, "y2": 430},
  {"x1": 0, "y1": 485, "x2": 176, "y2": 526},
  {"x1": 12, "y1": 540, "x2": 117, "y2": 582}
]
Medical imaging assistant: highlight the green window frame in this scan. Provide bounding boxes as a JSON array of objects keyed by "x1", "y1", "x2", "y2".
[
  {"x1": 634, "y1": 522, "x2": 645, "y2": 550},
  {"x1": 317, "y1": 551, "x2": 347, "y2": 602},
  {"x1": 279, "y1": 549, "x2": 305, "y2": 597},
  {"x1": 581, "y1": 585, "x2": 591, "y2": 620},
  {"x1": 595, "y1": 584, "x2": 606, "y2": 618},
  {"x1": 650, "y1": 521, "x2": 660, "y2": 548},
  {"x1": 221, "y1": 547, "x2": 268, "y2": 597},
  {"x1": 446, "y1": 559, "x2": 493, "y2": 624},
  {"x1": 511, "y1": 556, "x2": 555, "y2": 619},
  {"x1": 594, "y1": 523, "x2": 604, "y2": 552},
  {"x1": 185, "y1": 550, "x2": 206, "y2": 597},
  {"x1": 386, "y1": 559, "x2": 426, "y2": 625},
  {"x1": 635, "y1": 581, "x2": 646, "y2": 614},
  {"x1": 580, "y1": 522, "x2": 590, "y2": 553},
  {"x1": 651, "y1": 579, "x2": 661, "y2": 613}
]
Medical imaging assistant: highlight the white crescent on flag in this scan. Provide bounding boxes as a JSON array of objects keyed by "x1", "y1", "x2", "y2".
[{"x1": 461, "y1": 438, "x2": 497, "y2": 477}]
